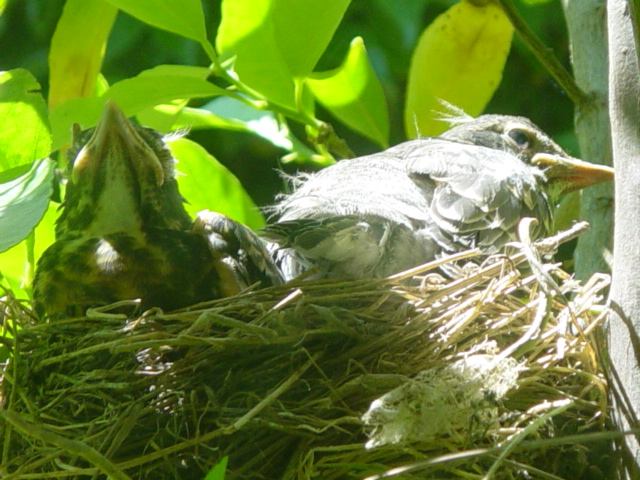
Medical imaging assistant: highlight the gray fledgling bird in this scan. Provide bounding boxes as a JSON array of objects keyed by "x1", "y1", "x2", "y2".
[{"x1": 265, "y1": 114, "x2": 614, "y2": 280}]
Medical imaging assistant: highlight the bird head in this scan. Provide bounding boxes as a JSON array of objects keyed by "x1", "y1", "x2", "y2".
[
  {"x1": 57, "y1": 102, "x2": 192, "y2": 237},
  {"x1": 440, "y1": 114, "x2": 614, "y2": 203}
]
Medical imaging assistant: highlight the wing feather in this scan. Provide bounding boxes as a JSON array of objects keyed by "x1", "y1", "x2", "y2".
[{"x1": 270, "y1": 137, "x2": 553, "y2": 277}]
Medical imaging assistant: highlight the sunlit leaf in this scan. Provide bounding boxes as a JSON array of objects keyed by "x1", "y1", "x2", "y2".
[
  {"x1": 136, "y1": 64, "x2": 211, "y2": 79},
  {"x1": 204, "y1": 456, "x2": 228, "y2": 480},
  {"x1": 139, "y1": 99, "x2": 317, "y2": 162},
  {"x1": 171, "y1": 106, "x2": 247, "y2": 132},
  {"x1": 270, "y1": 0, "x2": 352, "y2": 76},
  {"x1": 0, "y1": 159, "x2": 55, "y2": 253},
  {"x1": 49, "y1": 0, "x2": 117, "y2": 108},
  {"x1": 49, "y1": 97, "x2": 105, "y2": 150},
  {"x1": 167, "y1": 138, "x2": 265, "y2": 229},
  {"x1": 404, "y1": 0, "x2": 513, "y2": 137},
  {"x1": 138, "y1": 96, "x2": 320, "y2": 166},
  {"x1": 105, "y1": 72, "x2": 224, "y2": 115},
  {"x1": 94, "y1": 74, "x2": 110, "y2": 96},
  {"x1": 0, "y1": 0, "x2": 6, "y2": 16},
  {"x1": 216, "y1": 0, "x2": 293, "y2": 108},
  {"x1": 137, "y1": 104, "x2": 244, "y2": 133},
  {"x1": 0, "y1": 201, "x2": 58, "y2": 299},
  {"x1": 0, "y1": 69, "x2": 51, "y2": 171},
  {"x1": 216, "y1": 0, "x2": 351, "y2": 108},
  {"x1": 203, "y1": 97, "x2": 315, "y2": 155},
  {"x1": 136, "y1": 101, "x2": 190, "y2": 133},
  {"x1": 104, "y1": 0, "x2": 208, "y2": 44},
  {"x1": 307, "y1": 37, "x2": 389, "y2": 147},
  {"x1": 132, "y1": 66, "x2": 210, "y2": 131},
  {"x1": 50, "y1": 66, "x2": 222, "y2": 149}
]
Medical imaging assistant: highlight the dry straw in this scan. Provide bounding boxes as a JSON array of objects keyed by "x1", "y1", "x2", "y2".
[{"x1": 0, "y1": 221, "x2": 612, "y2": 479}]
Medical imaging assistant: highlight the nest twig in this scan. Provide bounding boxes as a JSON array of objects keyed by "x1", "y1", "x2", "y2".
[{"x1": 0, "y1": 222, "x2": 613, "y2": 479}]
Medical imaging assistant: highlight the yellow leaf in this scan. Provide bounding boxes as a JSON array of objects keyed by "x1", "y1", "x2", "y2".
[
  {"x1": 404, "y1": 0, "x2": 513, "y2": 138},
  {"x1": 48, "y1": 0, "x2": 117, "y2": 108}
]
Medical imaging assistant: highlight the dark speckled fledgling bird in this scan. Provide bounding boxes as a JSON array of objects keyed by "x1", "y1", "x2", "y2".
[
  {"x1": 33, "y1": 103, "x2": 281, "y2": 318},
  {"x1": 265, "y1": 114, "x2": 614, "y2": 280}
]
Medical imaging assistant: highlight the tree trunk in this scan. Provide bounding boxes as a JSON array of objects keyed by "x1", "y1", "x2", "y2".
[
  {"x1": 562, "y1": 0, "x2": 613, "y2": 280},
  {"x1": 606, "y1": 1, "x2": 640, "y2": 476}
]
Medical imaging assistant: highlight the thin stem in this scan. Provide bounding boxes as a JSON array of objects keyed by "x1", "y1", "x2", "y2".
[
  {"x1": 200, "y1": 40, "x2": 343, "y2": 162},
  {"x1": 497, "y1": 0, "x2": 591, "y2": 107},
  {"x1": 205, "y1": 44, "x2": 320, "y2": 129}
]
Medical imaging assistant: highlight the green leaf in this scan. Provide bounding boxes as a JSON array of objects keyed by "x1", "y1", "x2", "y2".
[
  {"x1": 136, "y1": 64, "x2": 211, "y2": 79},
  {"x1": 553, "y1": 191, "x2": 580, "y2": 233},
  {"x1": 136, "y1": 101, "x2": 190, "y2": 133},
  {"x1": 168, "y1": 105, "x2": 247, "y2": 132},
  {"x1": 202, "y1": 97, "x2": 315, "y2": 155},
  {"x1": 270, "y1": 0, "x2": 352, "y2": 76},
  {"x1": 0, "y1": 69, "x2": 52, "y2": 171},
  {"x1": 167, "y1": 138, "x2": 264, "y2": 229},
  {"x1": 105, "y1": 68, "x2": 224, "y2": 115},
  {"x1": 306, "y1": 37, "x2": 389, "y2": 147},
  {"x1": 94, "y1": 74, "x2": 110, "y2": 96},
  {"x1": 204, "y1": 457, "x2": 228, "y2": 480},
  {"x1": 0, "y1": 201, "x2": 57, "y2": 299},
  {"x1": 49, "y1": 0, "x2": 117, "y2": 108},
  {"x1": 131, "y1": 66, "x2": 211, "y2": 130},
  {"x1": 216, "y1": 0, "x2": 351, "y2": 108},
  {"x1": 0, "y1": 0, "x2": 6, "y2": 16},
  {"x1": 138, "y1": 99, "x2": 317, "y2": 163},
  {"x1": 50, "y1": 66, "x2": 222, "y2": 149},
  {"x1": 371, "y1": 0, "x2": 426, "y2": 47},
  {"x1": 104, "y1": 0, "x2": 208, "y2": 44},
  {"x1": 204, "y1": 97, "x2": 288, "y2": 146},
  {"x1": 404, "y1": 1, "x2": 513, "y2": 137},
  {"x1": 49, "y1": 97, "x2": 105, "y2": 151},
  {"x1": 0, "y1": 159, "x2": 55, "y2": 253}
]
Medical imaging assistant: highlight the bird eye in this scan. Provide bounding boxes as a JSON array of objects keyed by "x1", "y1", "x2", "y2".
[{"x1": 507, "y1": 128, "x2": 531, "y2": 149}]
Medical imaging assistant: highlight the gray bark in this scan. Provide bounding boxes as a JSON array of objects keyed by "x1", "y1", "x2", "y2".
[
  {"x1": 562, "y1": 0, "x2": 614, "y2": 280},
  {"x1": 607, "y1": 0, "x2": 640, "y2": 476}
]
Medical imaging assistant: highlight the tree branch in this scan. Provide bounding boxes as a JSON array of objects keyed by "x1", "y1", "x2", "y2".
[
  {"x1": 607, "y1": 0, "x2": 640, "y2": 475},
  {"x1": 561, "y1": 0, "x2": 613, "y2": 280}
]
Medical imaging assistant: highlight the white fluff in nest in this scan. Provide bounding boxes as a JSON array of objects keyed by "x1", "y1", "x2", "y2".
[{"x1": 361, "y1": 354, "x2": 522, "y2": 449}]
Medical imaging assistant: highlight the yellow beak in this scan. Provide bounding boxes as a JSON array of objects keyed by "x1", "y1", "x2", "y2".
[{"x1": 532, "y1": 152, "x2": 614, "y2": 194}]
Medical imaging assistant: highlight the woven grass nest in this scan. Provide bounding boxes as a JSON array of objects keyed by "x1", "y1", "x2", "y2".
[{"x1": 0, "y1": 221, "x2": 613, "y2": 479}]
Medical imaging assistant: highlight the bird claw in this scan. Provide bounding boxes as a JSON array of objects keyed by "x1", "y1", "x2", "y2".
[{"x1": 195, "y1": 210, "x2": 284, "y2": 289}]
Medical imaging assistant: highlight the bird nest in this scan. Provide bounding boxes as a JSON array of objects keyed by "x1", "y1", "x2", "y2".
[{"x1": 0, "y1": 222, "x2": 612, "y2": 479}]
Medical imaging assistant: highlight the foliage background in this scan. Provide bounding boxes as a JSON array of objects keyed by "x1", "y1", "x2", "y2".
[
  {"x1": 0, "y1": 0, "x2": 587, "y2": 305},
  {"x1": 0, "y1": 0, "x2": 575, "y2": 207}
]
